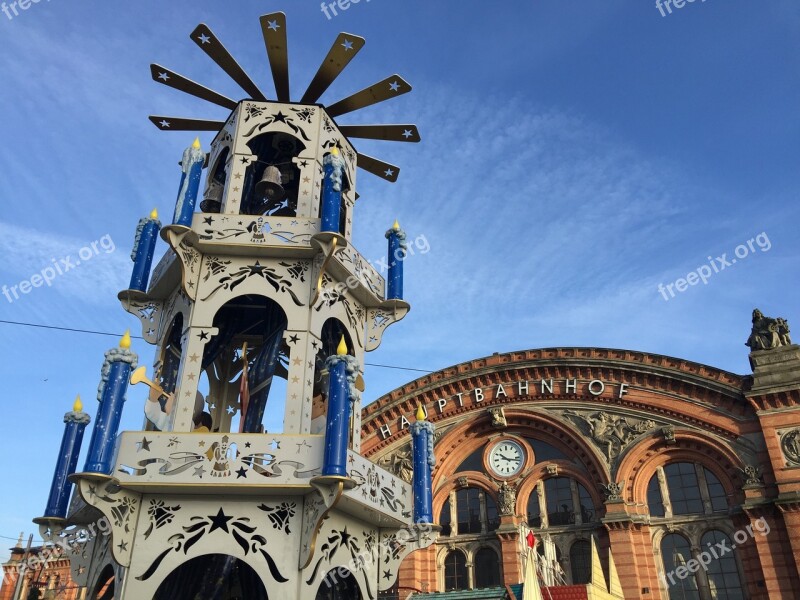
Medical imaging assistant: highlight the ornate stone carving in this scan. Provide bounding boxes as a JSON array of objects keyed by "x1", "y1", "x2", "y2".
[
  {"x1": 498, "y1": 481, "x2": 517, "y2": 516},
  {"x1": 780, "y1": 429, "x2": 800, "y2": 466},
  {"x1": 545, "y1": 464, "x2": 559, "y2": 476},
  {"x1": 746, "y1": 309, "x2": 792, "y2": 351},
  {"x1": 662, "y1": 425, "x2": 676, "y2": 445},
  {"x1": 601, "y1": 482, "x2": 624, "y2": 502},
  {"x1": 743, "y1": 465, "x2": 764, "y2": 487},
  {"x1": 456, "y1": 476, "x2": 469, "y2": 488},
  {"x1": 378, "y1": 443, "x2": 414, "y2": 483},
  {"x1": 488, "y1": 407, "x2": 507, "y2": 428},
  {"x1": 564, "y1": 410, "x2": 657, "y2": 462}
]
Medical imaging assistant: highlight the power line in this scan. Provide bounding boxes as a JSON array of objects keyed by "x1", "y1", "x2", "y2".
[{"x1": 0, "y1": 319, "x2": 433, "y2": 374}]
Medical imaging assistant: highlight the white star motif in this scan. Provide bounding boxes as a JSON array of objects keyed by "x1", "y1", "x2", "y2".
[
  {"x1": 158, "y1": 72, "x2": 169, "y2": 82},
  {"x1": 268, "y1": 20, "x2": 280, "y2": 31},
  {"x1": 342, "y1": 39, "x2": 354, "y2": 51},
  {"x1": 384, "y1": 169, "x2": 394, "y2": 177},
  {"x1": 226, "y1": 405, "x2": 235, "y2": 415},
  {"x1": 198, "y1": 34, "x2": 211, "y2": 45},
  {"x1": 389, "y1": 81, "x2": 400, "y2": 92},
  {"x1": 159, "y1": 120, "x2": 171, "y2": 128},
  {"x1": 402, "y1": 129, "x2": 413, "y2": 139}
]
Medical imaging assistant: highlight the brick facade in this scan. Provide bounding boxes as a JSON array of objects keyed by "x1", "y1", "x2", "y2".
[{"x1": 363, "y1": 347, "x2": 800, "y2": 599}]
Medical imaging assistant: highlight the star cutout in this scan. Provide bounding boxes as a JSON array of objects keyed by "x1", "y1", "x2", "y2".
[
  {"x1": 384, "y1": 169, "x2": 395, "y2": 178},
  {"x1": 198, "y1": 33, "x2": 211, "y2": 44},
  {"x1": 272, "y1": 111, "x2": 288, "y2": 123},
  {"x1": 342, "y1": 39, "x2": 354, "y2": 51},
  {"x1": 267, "y1": 19, "x2": 280, "y2": 31},
  {"x1": 300, "y1": 160, "x2": 309, "y2": 168},
  {"x1": 269, "y1": 439, "x2": 281, "y2": 450},
  {"x1": 383, "y1": 570, "x2": 392, "y2": 581},
  {"x1": 158, "y1": 72, "x2": 170, "y2": 82},
  {"x1": 187, "y1": 373, "x2": 196, "y2": 381},
  {"x1": 198, "y1": 440, "x2": 206, "y2": 447},
  {"x1": 402, "y1": 129, "x2": 414, "y2": 139},
  {"x1": 234, "y1": 172, "x2": 242, "y2": 179},
  {"x1": 240, "y1": 157, "x2": 250, "y2": 164},
  {"x1": 194, "y1": 466, "x2": 206, "y2": 478},
  {"x1": 248, "y1": 261, "x2": 267, "y2": 276},
  {"x1": 226, "y1": 405, "x2": 235, "y2": 415},
  {"x1": 292, "y1": 376, "x2": 300, "y2": 384},
  {"x1": 208, "y1": 508, "x2": 234, "y2": 533},
  {"x1": 159, "y1": 120, "x2": 171, "y2": 128},
  {"x1": 245, "y1": 442, "x2": 251, "y2": 448},
  {"x1": 117, "y1": 541, "x2": 128, "y2": 552},
  {"x1": 189, "y1": 353, "x2": 199, "y2": 363},
  {"x1": 198, "y1": 331, "x2": 210, "y2": 340},
  {"x1": 292, "y1": 357, "x2": 302, "y2": 366},
  {"x1": 87, "y1": 485, "x2": 97, "y2": 498},
  {"x1": 389, "y1": 81, "x2": 400, "y2": 92},
  {"x1": 289, "y1": 334, "x2": 300, "y2": 344},
  {"x1": 236, "y1": 467, "x2": 248, "y2": 479},
  {"x1": 203, "y1": 216, "x2": 215, "y2": 225},
  {"x1": 138, "y1": 437, "x2": 152, "y2": 452}
]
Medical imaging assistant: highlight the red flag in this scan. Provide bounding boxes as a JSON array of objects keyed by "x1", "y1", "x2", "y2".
[
  {"x1": 238, "y1": 343, "x2": 249, "y2": 433},
  {"x1": 526, "y1": 531, "x2": 536, "y2": 549}
]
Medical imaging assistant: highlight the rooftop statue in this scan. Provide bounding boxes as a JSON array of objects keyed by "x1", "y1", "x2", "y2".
[{"x1": 746, "y1": 309, "x2": 792, "y2": 351}]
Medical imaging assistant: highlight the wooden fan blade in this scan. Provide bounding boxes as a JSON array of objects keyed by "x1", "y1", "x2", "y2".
[
  {"x1": 149, "y1": 116, "x2": 226, "y2": 131},
  {"x1": 260, "y1": 13, "x2": 290, "y2": 102},
  {"x1": 357, "y1": 153, "x2": 400, "y2": 183},
  {"x1": 150, "y1": 64, "x2": 238, "y2": 110},
  {"x1": 340, "y1": 124, "x2": 421, "y2": 143},
  {"x1": 326, "y1": 75, "x2": 412, "y2": 118},
  {"x1": 191, "y1": 24, "x2": 267, "y2": 101},
  {"x1": 300, "y1": 33, "x2": 365, "y2": 104}
]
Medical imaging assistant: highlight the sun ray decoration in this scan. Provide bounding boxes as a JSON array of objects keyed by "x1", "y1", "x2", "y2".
[{"x1": 148, "y1": 12, "x2": 419, "y2": 183}]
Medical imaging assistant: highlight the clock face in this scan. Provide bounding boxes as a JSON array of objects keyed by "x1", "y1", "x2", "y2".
[{"x1": 488, "y1": 439, "x2": 525, "y2": 477}]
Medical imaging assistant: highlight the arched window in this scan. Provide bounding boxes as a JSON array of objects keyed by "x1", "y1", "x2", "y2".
[
  {"x1": 485, "y1": 493, "x2": 500, "y2": 532},
  {"x1": 545, "y1": 478, "x2": 575, "y2": 526},
  {"x1": 527, "y1": 489, "x2": 541, "y2": 528},
  {"x1": 439, "y1": 498, "x2": 451, "y2": 537},
  {"x1": 474, "y1": 547, "x2": 502, "y2": 588},
  {"x1": 647, "y1": 473, "x2": 665, "y2": 517},
  {"x1": 570, "y1": 540, "x2": 591, "y2": 584},
  {"x1": 648, "y1": 463, "x2": 730, "y2": 517},
  {"x1": 444, "y1": 551, "x2": 468, "y2": 591},
  {"x1": 456, "y1": 488, "x2": 482, "y2": 534},
  {"x1": 316, "y1": 568, "x2": 363, "y2": 600},
  {"x1": 660, "y1": 534, "x2": 700, "y2": 600},
  {"x1": 701, "y1": 531, "x2": 743, "y2": 599},
  {"x1": 664, "y1": 463, "x2": 704, "y2": 515}
]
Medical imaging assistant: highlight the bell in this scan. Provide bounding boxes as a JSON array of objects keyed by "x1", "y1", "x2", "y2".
[
  {"x1": 255, "y1": 165, "x2": 285, "y2": 202},
  {"x1": 199, "y1": 180, "x2": 223, "y2": 213}
]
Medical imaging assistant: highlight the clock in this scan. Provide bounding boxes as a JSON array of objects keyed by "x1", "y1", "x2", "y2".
[{"x1": 487, "y1": 439, "x2": 526, "y2": 477}]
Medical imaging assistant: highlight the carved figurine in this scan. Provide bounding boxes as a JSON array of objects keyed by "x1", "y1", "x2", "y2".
[
  {"x1": 746, "y1": 309, "x2": 792, "y2": 350},
  {"x1": 498, "y1": 481, "x2": 517, "y2": 516}
]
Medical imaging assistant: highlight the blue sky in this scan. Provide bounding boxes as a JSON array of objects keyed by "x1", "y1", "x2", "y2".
[{"x1": 0, "y1": 0, "x2": 798, "y2": 559}]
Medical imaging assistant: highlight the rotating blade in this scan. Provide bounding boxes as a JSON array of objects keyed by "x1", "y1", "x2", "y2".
[
  {"x1": 340, "y1": 124, "x2": 421, "y2": 143},
  {"x1": 191, "y1": 24, "x2": 267, "y2": 101},
  {"x1": 300, "y1": 33, "x2": 365, "y2": 104},
  {"x1": 149, "y1": 116, "x2": 226, "y2": 131},
  {"x1": 326, "y1": 75, "x2": 412, "y2": 118},
  {"x1": 150, "y1": 64, "x2": 238, "y2": 110},
  {"x1": 260, "y1": 13, "x2": 290, "y2": 102},
  {"x1": 357, "y1": 153, "x2": 400, "y2": 183}
]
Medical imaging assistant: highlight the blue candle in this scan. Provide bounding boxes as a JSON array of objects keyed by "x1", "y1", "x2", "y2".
[
  {"x1": 321, "y1": 147, "x2": 345, "y2": 233},
  {"x1": 386, "y1": 221, "x2": 406, "y2": 300},
  {"x1": 322, "y1": 337, "x2": 352, "y2": 477},
  {"x1": 173, "y1": 138, "x2": 205, "y2": 227},
  {"x1": 129, "y1": 209, "x2": 161, "y2": 292},
  {"x1": 42, "y1": 396, "x2": 90, "y2": 519},
  {"x1": 83, "y1": 332, "x2": 138, "y2": 475},
  {"x1": 411, "y1": 405, "x2": 435, "y2": 523}
]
